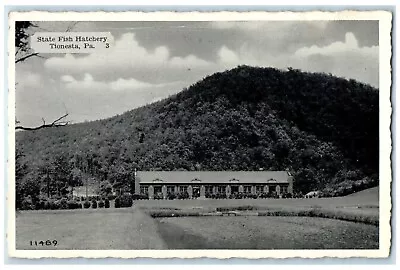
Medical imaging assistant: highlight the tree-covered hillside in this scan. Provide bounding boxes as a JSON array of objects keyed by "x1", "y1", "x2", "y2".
[{"x1": 16, "y1": 66, "x2": 379, "y2": 201}]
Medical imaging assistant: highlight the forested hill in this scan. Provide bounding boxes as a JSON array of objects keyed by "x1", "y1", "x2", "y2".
[{"x1": 16, "y1": 66, "x2": 379, "y2": 196}]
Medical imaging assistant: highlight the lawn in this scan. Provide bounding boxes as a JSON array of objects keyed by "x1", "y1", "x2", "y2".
[
  {"x1": 15, "y1": 187, "x2": 379, "y2": 250},
  {"x1": 156, "y1": 216, "x2": 379, "y2": 249},
  {"x1": 15, "y1": 207, "x2": 166, "y2": 250}
]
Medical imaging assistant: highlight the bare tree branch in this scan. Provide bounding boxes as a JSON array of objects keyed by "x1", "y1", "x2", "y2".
[
  {"x1": 66, "y1": 22, "x2": 79, "y2": 32},
  {"x1": 16, "y1": 113, "x2": 69, "y2": 131},
  {"x1": 15, "y1": 21, "x2": 78, "y2": 131},
  {"x1": 15, "y1": 47, "x2": 22, "y2": 56},
  {"x1": 15, "y1": 52, "x2": 39, "y2": 63}
]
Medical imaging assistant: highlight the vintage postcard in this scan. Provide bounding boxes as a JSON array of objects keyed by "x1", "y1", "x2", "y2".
[{"x1": 7, "y1": 10, "x2": 392, "y2": 259}]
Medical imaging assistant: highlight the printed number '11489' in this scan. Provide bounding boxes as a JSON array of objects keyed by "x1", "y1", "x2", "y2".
[{"x1": 30, "y1": 240, "x2": 57, "y2": 246}]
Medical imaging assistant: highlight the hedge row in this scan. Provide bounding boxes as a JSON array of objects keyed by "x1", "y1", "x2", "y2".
[
  {"x1": 114, "y1": 194, "x2": 133, "y2": 208},
  {"x1": 19, "y1": 197, "x2": 111, "y2": 210},
  {"x1": 147, "y1": 207, "x2": 378, "y2": 226},
  {"x1": 75, "y1": 195, "x2": 117, "y2": 202}
]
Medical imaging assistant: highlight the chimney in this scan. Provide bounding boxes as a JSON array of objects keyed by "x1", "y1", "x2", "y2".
[{"x1": 134, "y1": 168, "x2": 140, "y2": 195}]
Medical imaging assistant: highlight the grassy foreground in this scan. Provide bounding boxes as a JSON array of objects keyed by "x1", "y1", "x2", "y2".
[
  {"x1": 16, "y1": 207, "x2": 166, "y2": 250},
  {"x1": 156, "y1": 216, "x2": 379, "y2": 249},
  {"x1": 15, "y1": 188, "x2": 379, "y2": 250}
]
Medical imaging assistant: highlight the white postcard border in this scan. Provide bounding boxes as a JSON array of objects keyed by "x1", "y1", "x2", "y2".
[{"x1": 7, "y1": 10, "x2": 393, "y2": 259}]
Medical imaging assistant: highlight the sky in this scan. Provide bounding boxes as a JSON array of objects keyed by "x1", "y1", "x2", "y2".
[{"x1": 15, "y1": 20, "x2": 379, "y2": 127}]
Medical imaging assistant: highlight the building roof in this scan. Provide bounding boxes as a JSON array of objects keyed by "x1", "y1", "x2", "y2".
[{"x1": 136, "y1": 171, "x2": 292, "y2": 184}]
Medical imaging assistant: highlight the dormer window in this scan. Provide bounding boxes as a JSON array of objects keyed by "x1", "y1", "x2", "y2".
[
  {"x1": 191, "y1": 178, "x2": 201, "y2": 183},
  {"x1": 153, "y1": 178, "x2": 163, "y2": 183},
  {"x1": 229, "y1": 178, "x2": 239, "y2": 183}
]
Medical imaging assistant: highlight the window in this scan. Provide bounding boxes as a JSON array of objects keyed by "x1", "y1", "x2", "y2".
[
  {"x1": 154, "y1": 185, "x2": 162, "y2": 194},
  {"x1": 205, "y1": 185, "x2": 213, "y2": 194},
  {"x1": 269, "y1": 185, "x2": 276, "y2": 193},
  {"x1": 281, "y1": 186, "x2": 287, "y2": 194},
  {"x1": 153, "y1": 178, "x2": 163, "y2": 183},
  {"x1": 140, "y1": 186, "x2": 148, "y2": 194},
  {"x1": 191, "y1": 178, "x2": 201, "y2": 183},
  {"x1": 256, "y1": 185, "x2": 264, "y2": 193},
  {"x1": 244, "y1": 185, "x2": 252, "y2": 194},
  {"x1": 217, "y1": 185, "x2": 226, "y2": 193},
  {"x1": 179, "y1": 185, "x2": 188, "y2": 193},
  {"x1": 167, "y1": 185, "x2": 175, "y2": 193},
  {"x1": 231, "y1": 185, "x2": 239, "y2": 193}
]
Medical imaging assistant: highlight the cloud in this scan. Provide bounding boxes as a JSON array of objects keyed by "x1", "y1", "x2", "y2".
[
  {"x1": 170, "y1": 55, "x2": 210, "y2": 68},
  {"x1": 212, "y1": 33, "x2": 379, "y2": 87},
  {"x1": 45, "y1": 33, "x2": 213, "y2": 79},
  {"x1": 60, "y1": 75, "x2": 75, "y2": 83},
  {"x1": 61, "y1": 73, "x2": 183, "y2": 92},
  {"x1": 218, "y1": 46, "x2": 240, "y2": 64},
  {"x1": 211, "y1": 21, "x2": 329, "y2": 31},
  {"x1": 295, "y1": 32, "x2": 378, "y2": 57},
  {"x1": 292, "y1": 32, "x2": 379, "y2": 87},
  {"x1": 17, "y1": 72, "x2": 42, "y2": 88}
]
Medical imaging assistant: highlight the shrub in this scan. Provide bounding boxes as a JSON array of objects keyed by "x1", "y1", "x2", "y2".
[
  {"x1": 259, "y1": 192, "x2": 268, "y2": 199},
  {"x1": 91, "y1": 199, "x2": 98, "y2": 209},
  {"x1": 133, "y1": 193, "x2": 149, "y2": 200},
  {"x1": 98, "y1": 200, "x2": 105, "y2": 208},
  {"x1": 105, "y1": 199, "x2": 110, "y2": 208},
  {"x1": 167, "y1": 192, "x2": 176, "y2": 200},
  {"x1": 282, "y1": 193, "x2": 293, "y2": 199},
  {"x1": 177, "y1": 191, "x2": 189, "y2": 200},
  {"x1": 108, "y1": 194, "x2": 117, "y2": 200},
  {"x1": 115, "y1": 197, "x2": 121, "y2": 208},
  {"x1": 236, "y1": 192, "x2": 244, "y2": 199},
  {"x1": 53, "y1": 200, "x2": 62, "y2": 210},
  {"x1": 134, "y1": 193, "x2": 149, "y2": 200},
  {"x1": 59, "y1": 198, "x2": 68, "y2": 210},
  {"x1": 20, "y1": 197, "x2": 34, "y2": 210},
  {"x1": 43, "y1": 200, "x2": 51, "y2": 210},
  {"x1": 35, "y1": 200, "x2": 45, "y2": 210},
  {"x1": 83, "y1": 200, "x2": 91, "y2": 209},
  {"x1": 67, "y1": 200, "x2": 81, "y2": 209},
  {"x1": 154, "y1": 193, "x2": 163, "y2": 200},
  {"x1": 120, "y1": 194, "x2": 133, "y2": 207},
  {"x1": 45, "y1": 199, "x2": 59, "y2": 210},
  {"x1": 214, "y1": 193, "x2": 226, "y2": 199}
]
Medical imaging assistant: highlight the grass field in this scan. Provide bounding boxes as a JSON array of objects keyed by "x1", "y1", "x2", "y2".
[
  {"x1": 16, "y1": 207, "x2": 166, "y2": 249},
  {"x1": 15, "y1": 187, "x2": 379, "y2": 250},
  {"x1": 156, "y1": 216, "x2": 379, "y2": 249}
]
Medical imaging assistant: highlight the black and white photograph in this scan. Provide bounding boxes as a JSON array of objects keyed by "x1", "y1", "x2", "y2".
[{"x1": 8, "y1": 11, "x2": 392, "y2": 258}]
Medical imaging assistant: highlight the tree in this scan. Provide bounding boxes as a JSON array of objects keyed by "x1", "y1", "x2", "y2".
[
  {"x1": 15, "y1": 21, "x2": 39, "y2": 64},
  {"x1": 15, "y1": 21, "x2": 76, "y2": 131}
]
